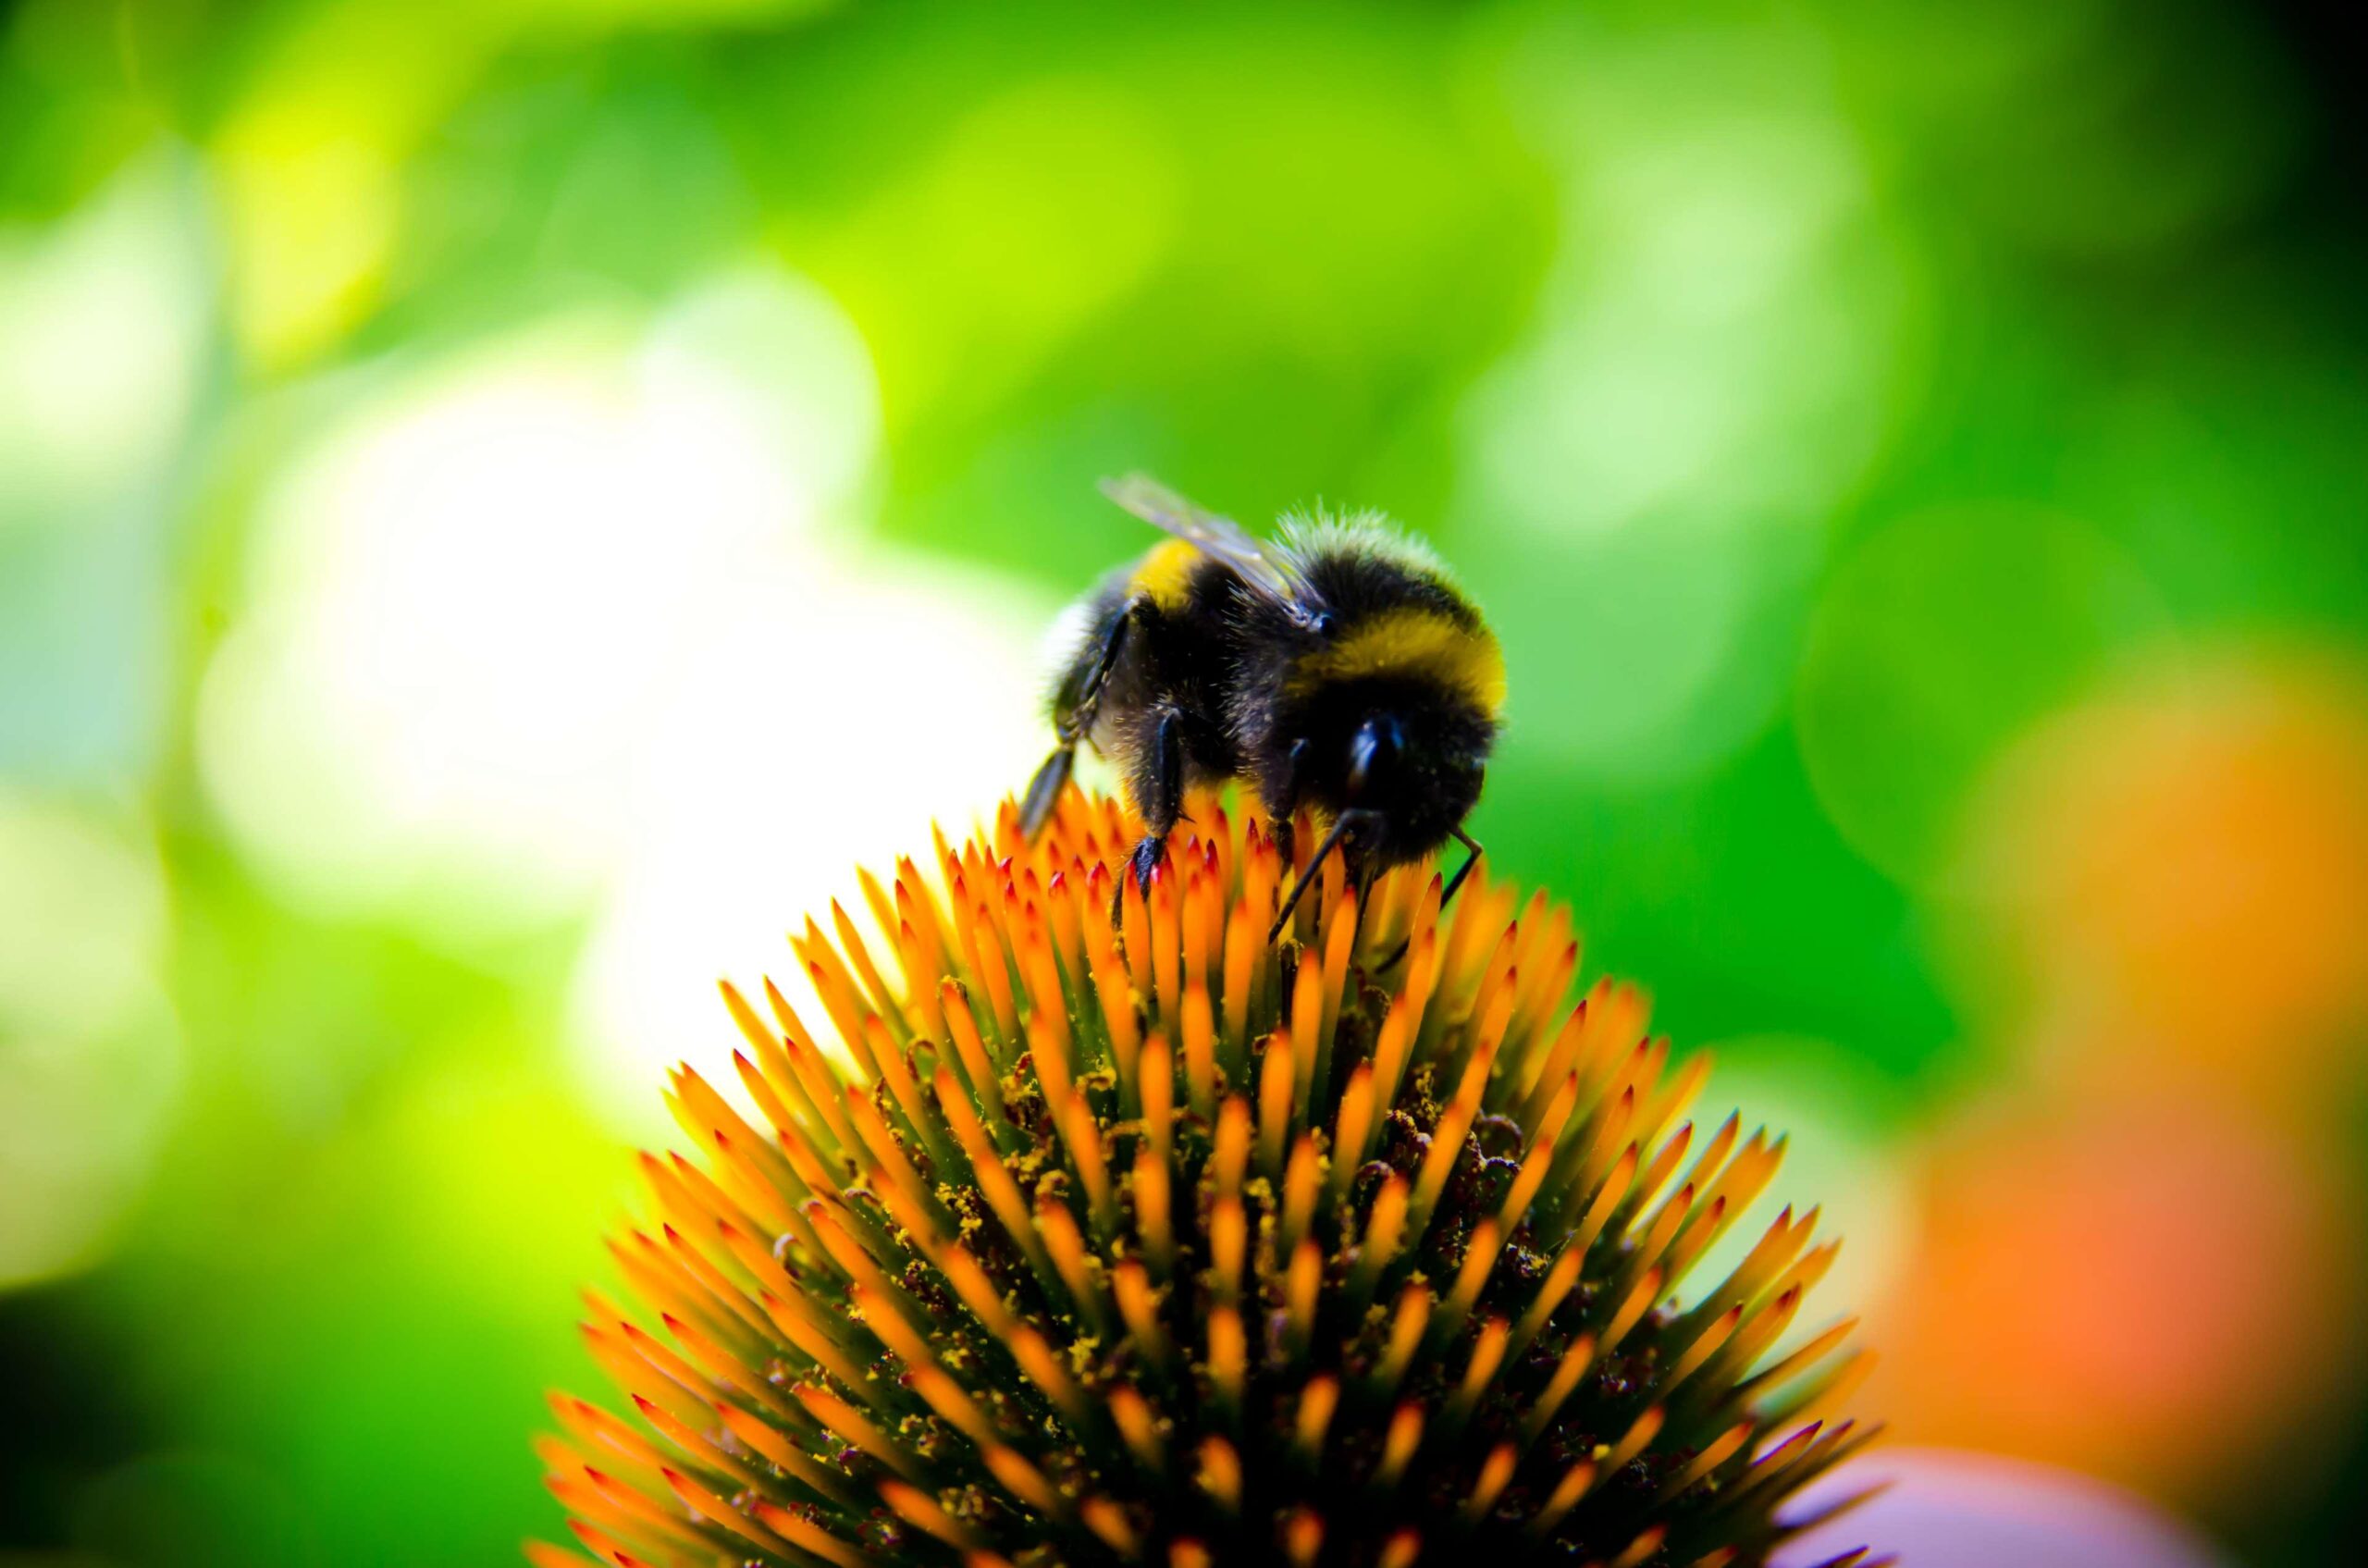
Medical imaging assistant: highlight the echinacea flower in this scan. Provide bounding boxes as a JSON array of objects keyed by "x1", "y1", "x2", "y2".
[{"x1": 531, "y1": 789, "x2": 1878, "y2": 1567}]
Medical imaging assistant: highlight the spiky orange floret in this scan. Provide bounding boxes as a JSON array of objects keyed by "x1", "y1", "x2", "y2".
[{"x1": 532, "y1": 789, "x2": 1881, "y2": 1568}]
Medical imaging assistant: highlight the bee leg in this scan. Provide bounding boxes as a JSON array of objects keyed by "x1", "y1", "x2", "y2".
[
  {"x1": 1019, "y1": 746, "x2": 1075, "y2": 840},
  {"x1": 1349, "y1": 854, "x2": 1379, "y2": 952},
  {"x1": 1267, "y1": 809, "x2": 1363, "y2": 945},
  {"x1": 1128, "y1": 834, "x2": 1168, "y2": 895},
  {"x1": 1108, "y1": 833, "x2": 1170, "y2": 925},
  {"x1": 1437, "y1": 824, "x2": 1485, "y2": 909},
  {"x1": 1110, "y1": 708, "x2": 1184, "y2": 925},
  {"x1": 1029, "y1": 599, "x2": 1140, "y2": 844},
  {"x1": 1375, "y1": 826, "x2": 1483, "y2": 970},
  {"x1": 1054, "y1": 596, "x2": 1141, "y2": 745},
  {"x1": 1265, "y1": 737, "x2": 1309, "y2": 870}
]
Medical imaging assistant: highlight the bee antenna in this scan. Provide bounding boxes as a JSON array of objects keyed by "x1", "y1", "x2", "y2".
[{"x1": 1267, "y1": 810, "x2": 1363, "y2": 945}]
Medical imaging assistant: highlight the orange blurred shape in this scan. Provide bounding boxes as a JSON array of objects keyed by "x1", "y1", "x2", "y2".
[
  {"x1": 1965, "y1": 651, "x2": 2368, "y2": 1109},
  {"x1": 1868, "y1": 1091, "x2": 2364, "y2": 1510}
]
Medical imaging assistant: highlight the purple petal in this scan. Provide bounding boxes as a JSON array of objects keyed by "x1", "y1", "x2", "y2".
[{"x1": 1772, "y1": 1446, "x2": 2228, "y2": 1568}]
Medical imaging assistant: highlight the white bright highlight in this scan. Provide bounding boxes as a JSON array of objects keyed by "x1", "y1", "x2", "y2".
[{"x1": 196, "y1": 265, "x2": 1054, "y2": 1128}]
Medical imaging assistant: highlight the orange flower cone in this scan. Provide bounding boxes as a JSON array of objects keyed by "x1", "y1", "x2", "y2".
[{"x1": 530, "y1": 789, "x2": 1875, "y2": 1567}]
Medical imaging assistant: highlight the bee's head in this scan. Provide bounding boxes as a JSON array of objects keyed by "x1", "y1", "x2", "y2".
[{"x1": 1302, "y1": 690, "x2": 1493, "y2": 868}]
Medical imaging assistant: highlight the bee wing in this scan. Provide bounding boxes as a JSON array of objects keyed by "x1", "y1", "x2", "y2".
[{"x1": 1099, "y1": 473, "x2": 1313, "y2": 620}]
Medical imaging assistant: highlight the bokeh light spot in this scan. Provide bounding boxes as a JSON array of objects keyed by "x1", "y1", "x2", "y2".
[
  {"x1": 820, "y1": 75, "x2": 1179, "y2": 426},
  {"x1": 1462, "y1": 27, "x2": 1920, "y2": 784},
  {"x1": 196, "y1": 268, "x2": 885, "y2": 939},
  {"x1": 1955, "y1": 650, "x2": 2368, "y2": 1104},
  {"x1": 1870, "y1": 1093, "x2": 2366, "y2": 1505},
  {"x1": 565, "y1": 544, "x2": 1053, "y2": 1131},
  {"x1": 1471, "y1": 20, "x2": 1916, "y2": 541},
  {"x1": 1475, "y1": 516, "x2": 1800, "y2": 784},
  {"x1": 0, "y1": 794, "x2": 181, "y2": 1290},
  {"x1": 0, "y1": 150, "x2": 209, "y2": 518},
  {"x1": 1795, "y1": 504, "x2": 2172, "y2": 887}
]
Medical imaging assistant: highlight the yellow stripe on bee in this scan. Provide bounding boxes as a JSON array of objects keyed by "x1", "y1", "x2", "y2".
[
  {"x1": 1290, "y1": 607, "x2": 1506, "y2": 713},
  {"x1": 1129, "y1": 538, "x2": 1205, "y2": 612}
]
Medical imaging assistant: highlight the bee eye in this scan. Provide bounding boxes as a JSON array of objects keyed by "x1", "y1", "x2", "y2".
[{"x1": 1310, "y1": 611, "x2": 1337, "y2": 638}]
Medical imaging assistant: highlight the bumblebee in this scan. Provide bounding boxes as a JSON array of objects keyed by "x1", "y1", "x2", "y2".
[{"x1": 1021, "y1": 475, "x2": 1503, "y2": 938}]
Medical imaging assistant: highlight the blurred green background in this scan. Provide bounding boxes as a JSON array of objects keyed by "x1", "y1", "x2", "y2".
[{"x1": 3, "y1": 1, "x2": 2365, "y2": 1564}]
